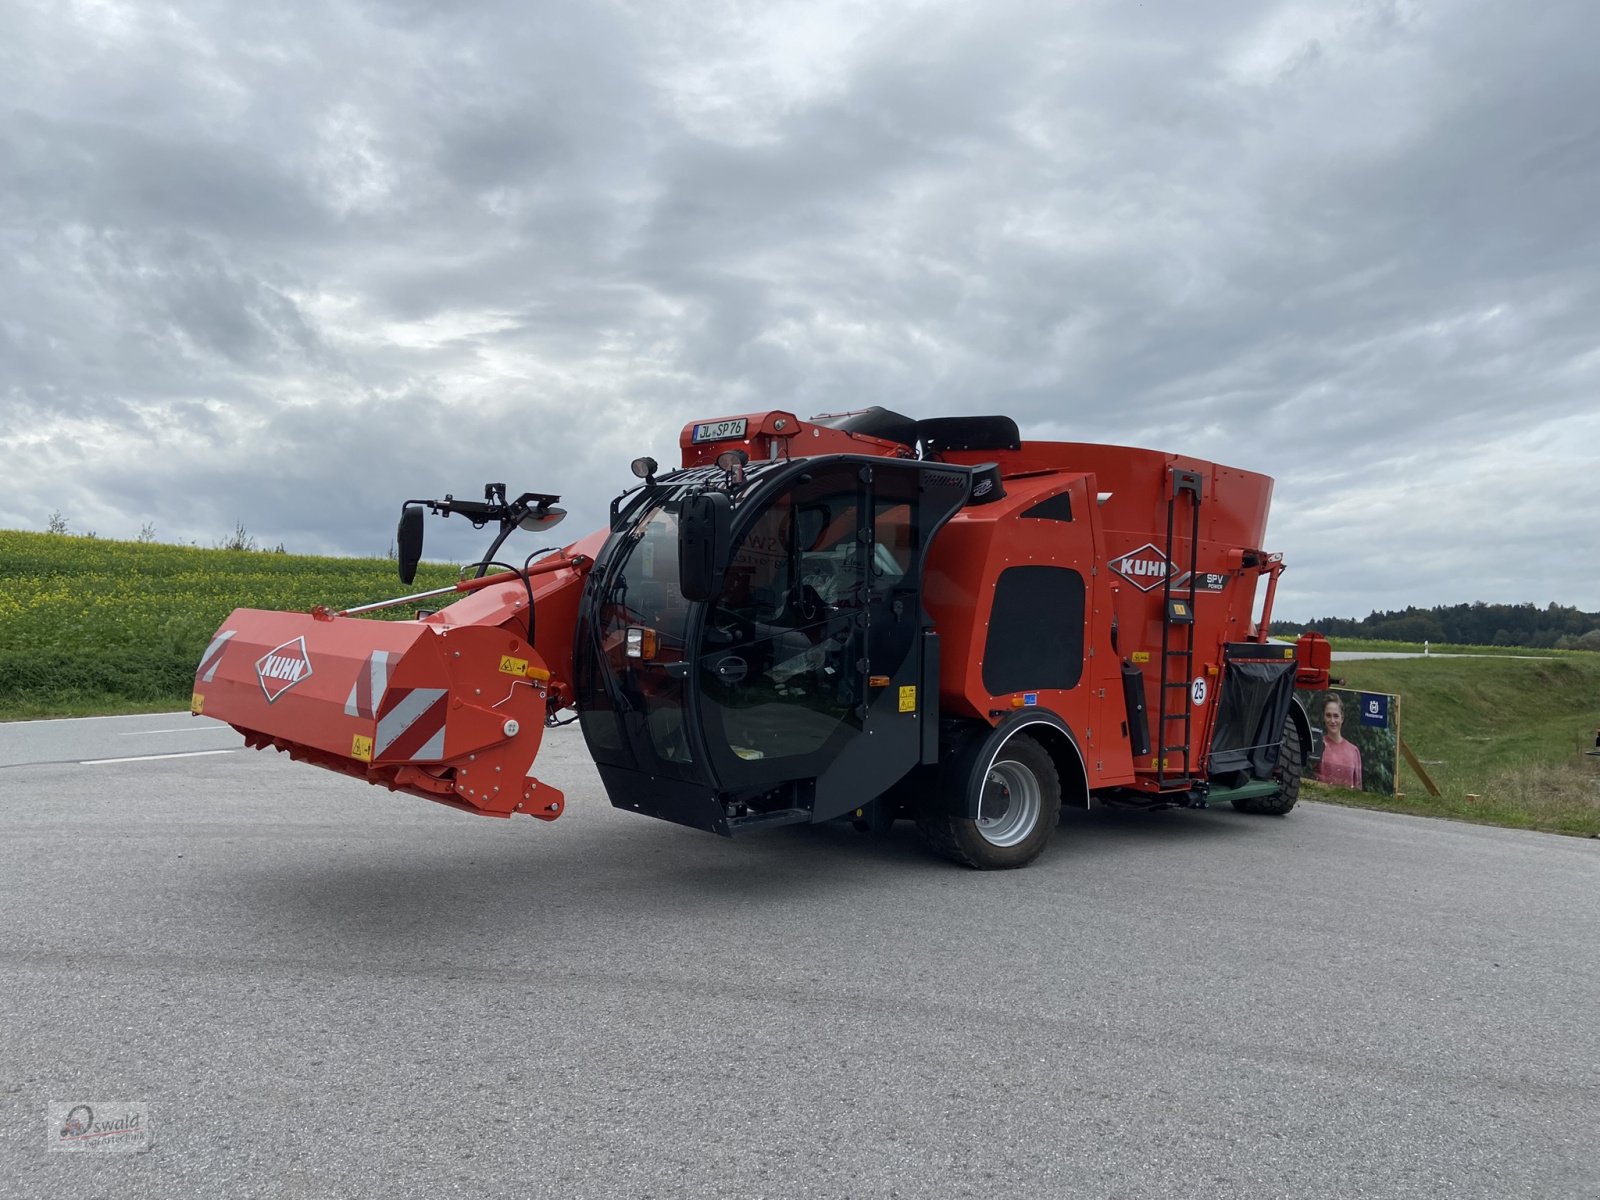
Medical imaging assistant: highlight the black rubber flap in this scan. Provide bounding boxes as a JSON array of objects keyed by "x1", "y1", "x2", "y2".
[{"x1": 1208, "y1": 659, "x2": 1296, "y2": 779}]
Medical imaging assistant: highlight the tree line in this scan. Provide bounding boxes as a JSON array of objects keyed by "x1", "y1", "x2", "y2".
[{"x1": 1271, "y1": 602, "x2": 1600, "y2": 650}]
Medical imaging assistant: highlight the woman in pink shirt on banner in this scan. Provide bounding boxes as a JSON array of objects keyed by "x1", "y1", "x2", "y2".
[{"x1": 1315, "y1": 694, "x2": 1362, "y2": 788}]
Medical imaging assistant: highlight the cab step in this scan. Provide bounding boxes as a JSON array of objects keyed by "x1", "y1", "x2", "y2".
[{"x1": 721, "y1": 807, "x2": 812, "y2": 835}]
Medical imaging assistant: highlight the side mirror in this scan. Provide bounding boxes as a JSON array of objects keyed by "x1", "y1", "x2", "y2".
[
  {"x1": 397, "y1": 506, "x2": 424, "y2": 584},
  {"x1": 519, "y1": 506, "x2": 567, "y2": 533},
  {"x1": 678, "y1": 492, "x2": 732, "y2": 602}
]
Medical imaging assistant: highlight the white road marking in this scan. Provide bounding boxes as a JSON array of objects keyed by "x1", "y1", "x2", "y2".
[
  {"x1": 80, "y1": 750, "x2": 239, "y2": 766},
  {"x1": 2, "y1": 711, "x2": 193, "y2": 726},
  {"x1": 118, "y1": 727, "x2": 225, "y2": 736}
]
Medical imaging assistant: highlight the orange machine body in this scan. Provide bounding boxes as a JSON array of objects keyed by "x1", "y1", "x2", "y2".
[{"x1": 195, "y1": 408, "x2": 1325, "y2": 829}]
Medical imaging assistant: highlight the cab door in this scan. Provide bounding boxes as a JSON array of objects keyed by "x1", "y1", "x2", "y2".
[{"x1": 695, "y1": 459, "x2": 969, "y2": 821}]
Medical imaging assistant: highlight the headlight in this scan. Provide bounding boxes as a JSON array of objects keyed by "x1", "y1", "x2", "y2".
[{"x1": 624, "y1": 626, "x2": 659, "y2": 659}]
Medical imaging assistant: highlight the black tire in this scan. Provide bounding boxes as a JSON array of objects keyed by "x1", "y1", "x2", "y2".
[
  {"x1": 918, "y1": 734, "x2": 1062, "y2": 869},
  {"x1": 1232, "y1": 714, "x2": 1303, "y2": 815}
]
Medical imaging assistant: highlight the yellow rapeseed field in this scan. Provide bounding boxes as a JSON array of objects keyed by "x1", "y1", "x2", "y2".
[{"x1": 0, "y1": 530, "x2": 461, "y2": 716}]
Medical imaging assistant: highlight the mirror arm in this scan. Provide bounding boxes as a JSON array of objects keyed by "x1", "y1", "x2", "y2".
[
  {"x1": 397, "y1": 486, "x2": 565, "y2": 585},
  {"x1": 474, "y1": 514, "x2": 523, "y2": 579}
]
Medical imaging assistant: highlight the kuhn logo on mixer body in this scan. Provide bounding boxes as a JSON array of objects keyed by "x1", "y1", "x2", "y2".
[
  {"x1": 1111, "y1": 544, "x2": 1173, "y2": 592},
  {"x1": 256, "y1": 636, "x2": 315, "y2": 702}
]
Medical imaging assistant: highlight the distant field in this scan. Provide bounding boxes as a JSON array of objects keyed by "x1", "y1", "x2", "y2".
[
  {"x1": 1326, "y1": 636, "x2": 1576, "y2": 658},
  {"x1": 0, "y1": 530, "x2": 460, "y2": 718}
]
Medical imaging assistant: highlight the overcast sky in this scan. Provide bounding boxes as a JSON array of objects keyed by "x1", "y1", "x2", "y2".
[{"x1": 3, "y1": 0, "x2": 1596, "y2": 620}]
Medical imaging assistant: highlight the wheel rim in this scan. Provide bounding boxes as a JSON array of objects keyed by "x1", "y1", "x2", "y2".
[{"x1": 976, "y1": 758, "x2": 1042, "y2": 847}]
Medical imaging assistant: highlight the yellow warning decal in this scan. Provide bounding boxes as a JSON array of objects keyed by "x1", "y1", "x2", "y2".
[
  {"x1": 899, "y1": 685, "x2": 917, "y2": 713},
  {"x1": 351, "y1": 734, "x2": 374, "y2": 762},
  {"x1": 190, "y1": 692, "x2": 204, "y2": 715},
  {"x1": 1131, "y1": 651, "x2": 1150, "y2": 664},
  {"x1": 499, "y1": 655, "x2": 550, "y2": 681}
]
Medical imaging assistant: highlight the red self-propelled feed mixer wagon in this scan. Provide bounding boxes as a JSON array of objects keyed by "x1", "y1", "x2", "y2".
[{"x1": 193, "y1": 408, "x2": 1331, "y2": 868}]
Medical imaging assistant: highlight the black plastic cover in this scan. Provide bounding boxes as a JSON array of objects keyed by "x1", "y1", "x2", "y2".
[
  {"x1": 809, "y1": 410, "x2": 1025, "y2": 457},
  {"x1": 981, "y1": 566, "x2": 1085, "y2": 695},
  {"x1": 917, "y1": 415, "x2": 1022, "y2": 454},
  {"x1": 1208, "y1": 659, "x2": 1296, "y2": 779},
  {"x1": 1121, "y1": 661, "x2": 1151, "y2": 756}
]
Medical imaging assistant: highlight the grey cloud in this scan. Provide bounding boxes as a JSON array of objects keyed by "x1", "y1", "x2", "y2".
[{"x1": 2, "y1": 0, "x2": 1598, "y2": 616}]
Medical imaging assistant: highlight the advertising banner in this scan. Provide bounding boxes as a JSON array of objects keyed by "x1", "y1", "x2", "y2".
[{"x1": 1293, "y1": 686, "x2": 1401, "y2": 797}]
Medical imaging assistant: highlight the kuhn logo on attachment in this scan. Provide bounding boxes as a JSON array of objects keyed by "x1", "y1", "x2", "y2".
[
  {"x1": 256, "y1": 636, "x2": 315, "y2": 703},
  {"x1": 1111, "y1": 543, "x2": 1172, "y2": 592}
]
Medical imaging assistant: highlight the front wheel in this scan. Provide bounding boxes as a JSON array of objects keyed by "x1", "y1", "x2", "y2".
[
  {"x1": 1232, "y1": 714, "x2": 1304, "y2": 815},
  {"x1": 918, "y1": 735, "x2": 1062, "y2": 869}
]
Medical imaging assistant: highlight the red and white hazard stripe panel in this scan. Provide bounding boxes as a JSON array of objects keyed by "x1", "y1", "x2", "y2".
[
  {"x1": 373, "y1": 687, "x2": 448, "y2": 762},
  {"x1": 344, "y1": 650, "x2": 392, "y2": 720},
  {"x1": 196, "y1": 630, "x2": 236, "y2": 683}
]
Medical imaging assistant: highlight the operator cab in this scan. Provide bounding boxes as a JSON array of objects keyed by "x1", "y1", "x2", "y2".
[{"x1": 575, "y1": 454, "x2": 978, "y2": 835}]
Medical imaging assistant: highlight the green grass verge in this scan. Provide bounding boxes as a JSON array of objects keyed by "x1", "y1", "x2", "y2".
[
  {"x1": 0, "y1": 530, "x2": 461, "y2": 719},
  {"x1": 1307, "y1": 653, "x2": 1600, "y2": 837}
]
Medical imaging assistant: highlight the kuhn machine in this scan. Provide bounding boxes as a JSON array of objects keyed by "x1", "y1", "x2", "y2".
[{"x1": 193, "y1": 408, "x2": 1330, "y2": 868}]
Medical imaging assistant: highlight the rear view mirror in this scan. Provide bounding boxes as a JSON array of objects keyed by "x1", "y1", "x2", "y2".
[
  {"x1": 679, "y1": 492, "x2": 732, "y2": 602},
  {"x1": 397, "y1": 506, "x2": 424, "y2": 584}
]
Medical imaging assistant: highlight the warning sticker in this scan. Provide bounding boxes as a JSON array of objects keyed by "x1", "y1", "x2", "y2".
[
  {"x1": 190, "y1": 692, "x2": 204, "y2": 715},
  {"x1": 898, "y1": 686, "x2": 917, "y2": 713},
  {"x1": 351, "y1": 734, "x2": 374, "y2": 762},
  {"x1": 1131, "y1": 651, "x2": 1150, "y2": 665},
  {"x1": 499, "y1": 655, "x2": 549, "y2": 681}
]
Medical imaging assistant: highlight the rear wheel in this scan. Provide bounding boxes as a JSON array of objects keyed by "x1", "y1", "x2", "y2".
[
  {"x1": 918, "y1": 735, "x2": 1061, "y2": 869},
  {"x1": 1232, "y1": 714, "x2": 1303, "y2": 815}
]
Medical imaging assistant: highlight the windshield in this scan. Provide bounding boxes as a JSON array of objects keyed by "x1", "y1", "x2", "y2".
[{"x1": 588, "y1": 504, "x2": 696, "y2": 764}]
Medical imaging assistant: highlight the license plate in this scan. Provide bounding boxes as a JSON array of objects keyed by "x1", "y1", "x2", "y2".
[{"x1": 691, "y1": 418, "x2": 747, "y2": 443}]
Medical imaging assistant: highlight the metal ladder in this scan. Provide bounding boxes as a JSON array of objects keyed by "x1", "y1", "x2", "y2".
[{"x1": 1156, "y1": 469, "x2": 1203, "y2": 790}]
